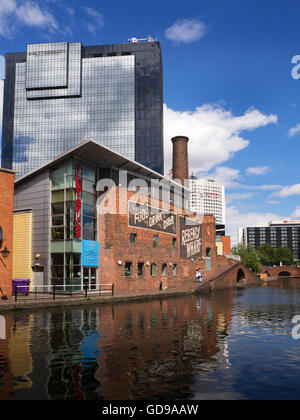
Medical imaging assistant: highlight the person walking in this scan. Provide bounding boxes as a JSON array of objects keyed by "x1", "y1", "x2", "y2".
[
  {"x1": 198, "y1": 269, "x2": 204, "y2": 283},
  {"x1": 195, "y1": 269, "x2": 200, "y2": 283}
]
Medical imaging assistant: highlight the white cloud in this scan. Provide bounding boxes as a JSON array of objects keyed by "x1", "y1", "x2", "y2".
[
  {"x1": 0, "y1": 0, "x2": 60, "y2": 38},
  {"x1": 165, "y1": 18, "x2": 208, "y2": 43},
  {"x1": 83, "y1": 7, "x2": 105, "y2": 35},
  {"x1": 0, "y1": 0, "x2": 16, "y2": 37},
  {"x1": 250, "y1": 184, "x2": 283, "y2": 191},
  {"x1": 246, "y1": 166, "x2": 269, "y2": 176},
  {"x1": 266, "y1": 200, "x2": 280, "y2": 205},
  {"x1": 291, "y1": 207, "x2": 300, "y2": 218},
  {"x1": 273, "y1": 184, "x2": 300, "y2": 198},
  {"x1": 288, "y1": 124, "x2": 300, "y2": 137},
  {"x1": 164, "y1": 103, "x2": 277, "y2": 175},
  {"x1": 199, "y1": 166, "x2": 241, "y2": 188},
  {"x1": 226, "y1": 192, "x2": 256, "y2": 204},
  {"x1": 15, "y1": 1, "x2": 58, "y2": 31},
  {"x1": 226, "y1": 206, "x2": 289, "y2": 245}
]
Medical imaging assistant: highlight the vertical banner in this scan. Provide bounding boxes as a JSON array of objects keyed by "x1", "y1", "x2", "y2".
[
  {"x1": 82, "y1": 240, "x2": 99, "y2": 267},
  {"x1": 74, "y1": 163, "x2": 82, "y2": 239}
]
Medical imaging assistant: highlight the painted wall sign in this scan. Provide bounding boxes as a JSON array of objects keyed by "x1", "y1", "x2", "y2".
[
  {"x1": 179, "y1": 216, "x2": 202, "y2": 259},
  {"x1": 82, "y1": 240, "x2": 99, "y2": 267},
  {"x1": 74, "y1": 164, "x2": 82, "y2": 238},
  {"x1": 128, "y1": 201, "x2": 177, "y2": 235}
]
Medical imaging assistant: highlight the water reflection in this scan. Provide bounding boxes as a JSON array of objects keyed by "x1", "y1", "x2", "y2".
[{"x1": 0, "y1": 278, "x2": 300, "y2": 400}]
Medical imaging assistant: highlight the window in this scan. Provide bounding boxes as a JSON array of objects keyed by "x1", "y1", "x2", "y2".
[
  {"x1": 151, "y1": 263, "x2": 157, "y2": 277},
  {"x1": 125, "y1": 262, "x2": 132, "y2": 277},
  {"x1": 162, "y1": 264, "x2": 167, "y2": 276},
  {"x1": 173, "y1": 264, "x2": 177, "y2": 277},
  {"x1": 172, "y1": 238, "x2": 177, "y2": 250},
  {"x1": 138, "y1": 263, "x2": 144, "y2": 277},
  {"x1": 153, "y1": 235, "x2": 159, "y2": 248},
  {"x1": 130, "y1": 233, "x2": 137, "y2": 243}
]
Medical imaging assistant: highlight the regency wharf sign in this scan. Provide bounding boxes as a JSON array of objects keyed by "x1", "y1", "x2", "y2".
[
  {"x1": 179, "y1": 217, "x2": 202, "y2": 259},
  {"x1": 128, "y1": 201, "x2": 177, "y2": 235}
]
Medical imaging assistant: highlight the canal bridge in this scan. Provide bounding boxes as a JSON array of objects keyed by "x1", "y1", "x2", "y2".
[
  {"x1": 263, "y1": 266, "x2": 300, "y2": 278},
  {"x1": 195, "y1": 257, "x2": 262, "y2": 293}
]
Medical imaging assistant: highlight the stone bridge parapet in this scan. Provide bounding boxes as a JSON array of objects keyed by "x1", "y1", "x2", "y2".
[
  {"x1": 195, "y1": 256, "x2": 262, "y2": 294},
  {"x1": 263, "y1": 266, "x2": 300, "y2": 278}
]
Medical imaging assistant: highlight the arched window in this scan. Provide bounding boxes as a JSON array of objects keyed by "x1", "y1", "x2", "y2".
[
  {"x1": 173, "y1": 264, "x2": 177, "y2": 277},
  {"x1": 162, "y1": 263, "x2": 167, "y2": 276},
  {"x1": 151, "y1": 263, "x2": 157, "y2": 277}
]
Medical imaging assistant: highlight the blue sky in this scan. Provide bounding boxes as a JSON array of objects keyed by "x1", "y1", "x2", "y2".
[{"x1": 1, "y1": 0, "x2": 300, "y2": 243}]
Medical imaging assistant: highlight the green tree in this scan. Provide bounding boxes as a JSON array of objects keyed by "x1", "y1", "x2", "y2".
[
  {"x1": 257, "y1": 243, "x2": 277, "y2": 266},
  {"x1": 231, "y1": 244, "x2": 261, "y2": 273},
  {"x1": 276, "y1": 246, "x2": 294, "y2": 266}
]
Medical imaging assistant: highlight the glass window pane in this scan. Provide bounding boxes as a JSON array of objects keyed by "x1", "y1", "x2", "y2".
[
  {"x1": 52, "y1": 215, "x2": 64, "y2": 226},
  {"x1": 52, "y1": 190, "x2": 64, "y2": 203},
  {"x1": 52, "y1": 177, "x2": 65, "y2": 191},
  {"x1": 83, "y1": 229, "x2": 96, "y2": 240},
  {"x1": 52, "y1": 202, "x2": 64, "y2": 215},
  {"x1": 52, "y1": 166, "x2": 65, "y2": 178},
  {"x1": 51, "y1": 227, "x2": 64, "y2": 241},
  {"x1": 82, "y1": 165, "x2": 96, "y2": 182},
  {"x1": 83, "y1": 216, "x2": 96, "y2": 229},
  {"x1": 82, "y1": 191, "x2": 96, "y2": 206},
  {"x1": 51, "y1": 253, "x2": 64, "y2": 265},
  {"x1": 83, "y1": 204, "x2": 95, "y2": 218}
]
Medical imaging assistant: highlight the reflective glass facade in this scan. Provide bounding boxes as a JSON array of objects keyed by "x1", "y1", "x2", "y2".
[{"x1": 1, "y1": 41, "x2": 164, "y2": 177}]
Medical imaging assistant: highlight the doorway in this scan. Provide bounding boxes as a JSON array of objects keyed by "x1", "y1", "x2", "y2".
[{"x1": 83, "y1": 267, "x2": 98, "y2": 290}]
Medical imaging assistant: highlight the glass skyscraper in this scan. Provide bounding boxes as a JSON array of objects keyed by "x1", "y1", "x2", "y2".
[{"x1": 1, "y1": 40, "x2": 164, "y2": 177}]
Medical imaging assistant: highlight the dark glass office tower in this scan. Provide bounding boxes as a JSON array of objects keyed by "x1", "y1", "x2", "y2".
[
  {"x1": 242, "y1": 221, "x2": 300, "y2": 262},
  {"x1": 1, "y1": 40, "x2": 163, "y2": 177}
]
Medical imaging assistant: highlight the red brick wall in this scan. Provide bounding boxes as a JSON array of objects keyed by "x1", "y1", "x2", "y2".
[
  {"x1": 264, "y1": 266, "x2": 300, "y2": 277},
  {"x1": 221, "y1": 236, "x2": 231, "y2": 255},
  {"x1": 0, "y1": 169, "x2": 15, "y2": 298},
  {"x1": 98, "y1": 187, "x2": 216, "y2": 294}
]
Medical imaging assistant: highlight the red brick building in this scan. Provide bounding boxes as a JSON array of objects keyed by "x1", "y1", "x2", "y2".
[
  {"x1": 0, "y1": 168, "x2": 15, "y2": 298},
  {"x1": 99, "y1": 188, "x2": 216, "y2": 293}
]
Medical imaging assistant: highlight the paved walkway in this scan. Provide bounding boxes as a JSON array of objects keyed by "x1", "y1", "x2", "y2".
[{"x1": 0, "y1": 279, "x2": 201, "y2": 312}]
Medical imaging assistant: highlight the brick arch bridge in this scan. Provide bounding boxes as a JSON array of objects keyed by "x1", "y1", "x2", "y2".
[
  {"x1": 263, "y1": 266, "x2": 300, "y2": 278},
  {"x1": 195, "y1": 257, "x2": 261, "y2": 293}
]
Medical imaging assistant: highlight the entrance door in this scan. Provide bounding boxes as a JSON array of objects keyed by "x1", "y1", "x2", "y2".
[{"x1": 83, "y1": 267, "x2": 98, "y2": 290}]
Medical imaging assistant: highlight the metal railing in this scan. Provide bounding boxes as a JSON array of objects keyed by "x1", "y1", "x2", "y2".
[{"x1": 14, "y1": 283, "x2": 114, "y2": 302}]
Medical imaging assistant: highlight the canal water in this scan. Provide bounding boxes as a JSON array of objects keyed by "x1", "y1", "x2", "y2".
[{"x1": 0, "y1": 279, "x2": 300, "y2": 400}]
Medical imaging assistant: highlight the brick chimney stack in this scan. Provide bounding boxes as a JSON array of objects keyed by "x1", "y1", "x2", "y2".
[{"x1": 171, "y1": 136, "x2": 189, "y2": 185}]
